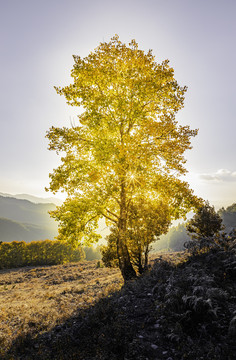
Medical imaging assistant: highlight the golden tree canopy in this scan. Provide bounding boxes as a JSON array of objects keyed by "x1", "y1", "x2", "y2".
[{"x1": 46, "y1": 36, "x2": 201, "y2": 278}]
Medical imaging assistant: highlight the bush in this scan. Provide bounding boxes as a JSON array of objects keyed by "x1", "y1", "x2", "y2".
[
  {"x1": 100, "y1": 231, "x2": 119, "y2": 268},
  {"x1": 0, "y1": 240, "x2": 85, "y2": 269},
  {"x1": 185, "y1": 229, "x2": 236, "y2": 256}
]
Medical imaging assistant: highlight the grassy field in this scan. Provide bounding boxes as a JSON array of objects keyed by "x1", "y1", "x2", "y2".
[
  {"x1": 0, "y1": 252, "x2": 183, "y2": 358},
  {"x1": 2, "y1": 250, "x2": 233, "y2": 359},
  {"x1": 0, "y1": 260, "x2": 123, "y2": 355}
]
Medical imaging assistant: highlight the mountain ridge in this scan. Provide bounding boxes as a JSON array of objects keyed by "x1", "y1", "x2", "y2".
[
  {"x1": 0, "y1": 194, "x2": 59, "y2": 242},
  {"x1": 0, "y1": 192, "x2": 63, "y2": 206},
  {"x1": 0, "y1": 217, "x2": 57, "y2": 242}
]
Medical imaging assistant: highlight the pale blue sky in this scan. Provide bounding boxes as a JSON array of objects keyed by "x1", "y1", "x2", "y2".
[{"x1": 0, "y1": 0, "x2": 235, "y2": 208}]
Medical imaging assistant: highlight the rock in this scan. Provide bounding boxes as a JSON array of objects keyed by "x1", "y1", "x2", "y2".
[{"x1": 228, "y1": 315, "x2": 236, "y2": 337}]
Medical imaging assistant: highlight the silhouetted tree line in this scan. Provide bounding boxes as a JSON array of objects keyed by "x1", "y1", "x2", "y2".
[{"x1": 0, "y1": 240, "x2": 101, "y2": 269}]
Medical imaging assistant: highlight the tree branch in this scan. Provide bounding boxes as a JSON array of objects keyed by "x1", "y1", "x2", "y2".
[
  {"x1": 101, "y1": 212, "x2": 118, "y2": 224},
  {"x1": 106, "y1": 209, "x2": 119, "y2": 219},
  {"x1": 84, "y1": 215, "x2": 99, "y2": 227}
]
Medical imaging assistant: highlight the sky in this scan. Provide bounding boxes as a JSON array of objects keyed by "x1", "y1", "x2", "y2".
[{"x1": 0, "y1": 0, "x2": 235, "y2": 209}]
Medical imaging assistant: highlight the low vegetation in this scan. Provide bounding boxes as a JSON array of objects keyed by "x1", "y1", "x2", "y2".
[
  {"x1": 0, "y1": 240, "x2": 102, "y2": 269},
  {"x1": 1, "y1": 202, "x2": 235, "y2": 358},
  {"x1": 0, "y1": 240, "x2": 84, "y2": 269},
  {"x1": 1, "y1": 234, "x2": 236, "y2": 359}
]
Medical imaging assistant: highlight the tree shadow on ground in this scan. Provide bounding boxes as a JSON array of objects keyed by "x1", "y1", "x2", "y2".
[
  {"x1": 5, "y1": 266, "x2": 163, "y2": 360},
  {"x1": 5, "y1": 250, "x2": 236, "y2": 360}
]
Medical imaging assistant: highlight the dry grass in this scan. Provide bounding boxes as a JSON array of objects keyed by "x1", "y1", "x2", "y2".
[
  {"x1": 2, "y1": 250, "x2": 235, "y2": 359},
  {"x1": 0, "y1": 252, "x2": 187, "y2": 358},
  {"x1": 149, "y1": 250, "x2": 188, "y2": 266},
  {"x1": 0, "y1": 260, "x2": 123, "y2": 354}
]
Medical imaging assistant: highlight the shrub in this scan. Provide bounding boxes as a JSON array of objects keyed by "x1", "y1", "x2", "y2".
[{"x1": 0, "y1": 240, "x2": 85, "y2": 269}]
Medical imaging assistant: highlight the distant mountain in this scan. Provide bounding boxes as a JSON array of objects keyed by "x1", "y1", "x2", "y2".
[
  {"x1": 0, "y1": 195, "x2": 58, "y2": 242},
  {"x1": 0, "y1": 218, "x2": 57, "y2": 242},
  {"x1": 0, "y1": 192, "x2": 63, "y2": 206},
  {"x1": 0, "y1": 195, "x2": 57, "y2": 225},
  {"x1": 0, "y1": 193, "x2": 110, "y2": 243}
]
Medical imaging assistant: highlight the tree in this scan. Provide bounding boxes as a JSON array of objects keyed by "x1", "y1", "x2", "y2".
[
  {"x1": 186, "y1": 201, "x2": 224, "y2": 240},
  {"x1": 101, "y1": 199, "x2": 171, "y2": 274},
  {"x1": 46, "y1": 35, "x2": 200, "y2": 281},
  {"x1": 127, "y1": 198, "x2": 171, "y2": 273},
  {"x1": 101, "y1": 228, "x2": 120, "y2": 268}
]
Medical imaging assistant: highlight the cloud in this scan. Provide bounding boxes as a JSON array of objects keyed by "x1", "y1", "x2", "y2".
[{"x1": 199, "y1": 169, "x2": 236, "y2": 182}]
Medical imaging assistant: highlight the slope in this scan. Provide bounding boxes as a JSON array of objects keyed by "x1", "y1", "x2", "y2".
[
  {"x1": 0, "y1": 218, "x2": 57, "y2": 242},
  {"x1": 0, "y1": 195, "x2": 58, "y2": 241}
]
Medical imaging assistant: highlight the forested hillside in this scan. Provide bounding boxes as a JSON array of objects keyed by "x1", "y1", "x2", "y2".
[{"x1": 219, "y1": 203, "x2": 236, "y2": 231}]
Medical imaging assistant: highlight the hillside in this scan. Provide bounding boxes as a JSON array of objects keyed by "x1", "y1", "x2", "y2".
[
  {"x1": 0, "y1": 218, "x2": 58, "y2": 242},
  {"x1": 0, "y1": 195, "x2": 58, "y2": 242},
  {"x1": 1, "y1": 249, "x2": 236, "y2": 359},
  {"x1": 0, "y1": 194, "x2": 111, "y2": 243},
  {"x1": 0, "y1": 195, "x2": 57, "y2": 225},
  {"x1": 219, "y1": 203, "x2": 236, "y2": 231}
]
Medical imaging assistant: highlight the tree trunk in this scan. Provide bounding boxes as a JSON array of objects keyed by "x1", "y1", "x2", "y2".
[
  {"x1": 137, "y1": 250, "x2": 144, "y2": 275},
  {"x1": 117, "y1": 182, "x2": 136, "y2": 281},
  {"x1": 144, "y1": 245, "x2": 149, "y2": 271},
  {"x1": 117, "y1": 229, "x2": 136, "y2": 281}
]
